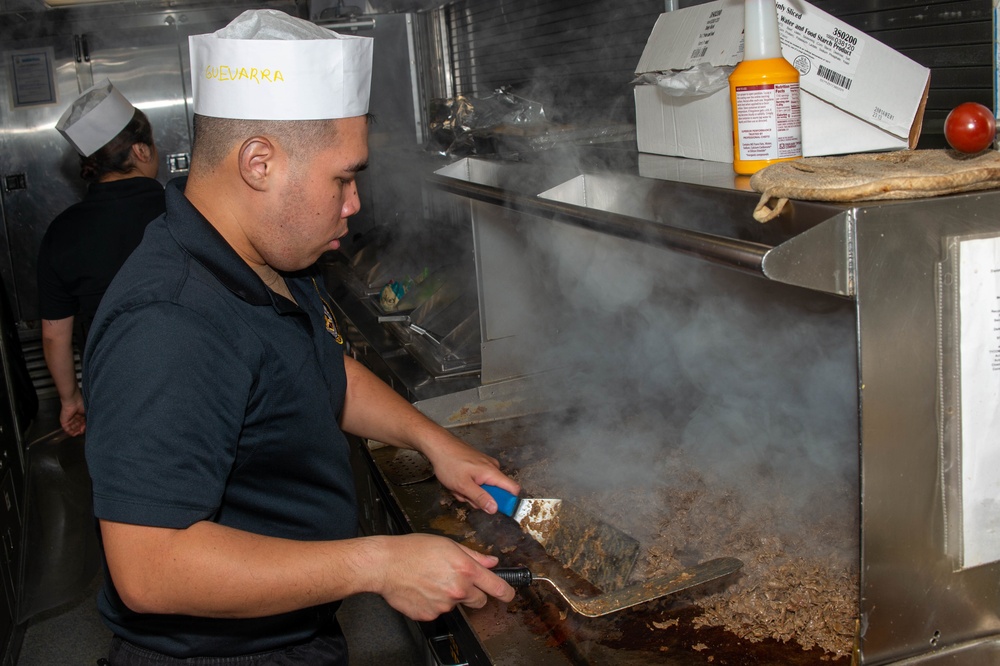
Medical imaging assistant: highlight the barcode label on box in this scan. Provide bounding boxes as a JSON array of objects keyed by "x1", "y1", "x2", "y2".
[
  {"x1": 685, "y1": 6, "x2": 725, "y2": 66},
  {"x1": 817, "y1": 65, "x2": 852, "y2": 90}
]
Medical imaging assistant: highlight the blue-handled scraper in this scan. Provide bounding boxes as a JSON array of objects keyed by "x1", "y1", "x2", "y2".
[{"x1": 482, "y1": 484, "x2": 641, "y2": 592}]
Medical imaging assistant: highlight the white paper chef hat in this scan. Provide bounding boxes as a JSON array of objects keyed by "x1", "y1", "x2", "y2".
[
  {"x1": 189, "y1": 9, "x2": 374, "y2": 121},
  {"x1": 55, "y1": 79, "x2": 135, "y2": 157}
]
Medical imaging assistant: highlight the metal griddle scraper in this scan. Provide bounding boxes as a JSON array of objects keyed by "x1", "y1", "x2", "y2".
[
  {"x1": 482, "y1": 485, "x2": 641, "y2": 592},
  {"x1": 494, "y1": 557, "x2": 744, "y2": 617}
]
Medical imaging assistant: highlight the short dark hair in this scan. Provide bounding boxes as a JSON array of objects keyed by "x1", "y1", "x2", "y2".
[
  {"x1": 79, "y1": 108, "x2": 154, "y2": 183},
  {"x1": 191, "y1": 115, "x2": 343, "y2": 169},
  {"x1": 191, "y1": 114, "x2": 375, "y2": 170}
]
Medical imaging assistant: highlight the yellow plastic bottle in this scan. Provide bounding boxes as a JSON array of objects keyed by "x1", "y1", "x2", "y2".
[{"x1": 729, "y1": 0, "x2": 802, "y2": 175}]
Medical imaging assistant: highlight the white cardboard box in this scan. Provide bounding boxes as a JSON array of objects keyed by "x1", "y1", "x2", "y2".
[{"x1": 634, "y1": 0, "x2": 930, "y2": 162}]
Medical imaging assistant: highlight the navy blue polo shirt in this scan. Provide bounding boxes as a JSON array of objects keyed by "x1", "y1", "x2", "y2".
[{"x1": 83, "y1": 177, "x2": 356, "y2": 657}]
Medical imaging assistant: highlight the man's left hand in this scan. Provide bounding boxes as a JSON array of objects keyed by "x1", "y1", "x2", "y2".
[{"x1": 421, "y1": 433, "x2": 520, "y2": 514}]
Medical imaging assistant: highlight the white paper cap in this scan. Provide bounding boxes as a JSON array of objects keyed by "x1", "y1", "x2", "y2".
[
  {"x1": 189, "y1": 9, "x2": 374, "y2": 121},
  {"x1": 55, "y1": 79, "x2": 135, "y2": 157}
]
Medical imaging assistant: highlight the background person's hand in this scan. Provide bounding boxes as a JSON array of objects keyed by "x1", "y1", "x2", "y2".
[{"x1": 59, "y1": 391, "x2": 86, "y2": 437}]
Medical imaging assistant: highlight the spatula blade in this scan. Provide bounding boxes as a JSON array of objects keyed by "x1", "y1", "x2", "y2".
[
  {"x1": 512, "y1": 498, "x2": 562, "y2": 546},
  {"x1": 540, "y1": 500, "x2": 640, "y2": 592}
]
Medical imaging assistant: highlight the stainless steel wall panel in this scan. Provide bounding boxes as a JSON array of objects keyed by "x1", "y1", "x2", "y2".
[
  {"x1": 327, "y1": 13, "x2": 438, "y2": 258},
  {"x1": 0, "y1": 2, "x2": 299, "y2": 323},
  {"x1": 851, "y1": 193, "x2": 1000, "y2": 663},
  {"x1": 0, "y1": 35, "x2": 85, "y2": 323},
  {"x1": 874, "y1": 22, "x2": 992, "y2": 52},
  {"x1": 84, "y1": 30, "x2": 192, "y2": 179}
]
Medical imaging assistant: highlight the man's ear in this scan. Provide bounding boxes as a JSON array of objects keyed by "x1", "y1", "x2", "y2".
[{"x1": 238, "y1": 137, "x2": 275, "y2": 192}]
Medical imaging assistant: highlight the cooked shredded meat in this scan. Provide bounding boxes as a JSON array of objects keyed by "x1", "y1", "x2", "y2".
[{"x1": 515, "y1": 448, "x2": 858, "y2": 658}]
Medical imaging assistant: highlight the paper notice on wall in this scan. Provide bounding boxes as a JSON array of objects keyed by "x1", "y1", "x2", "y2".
[
  {"x1": 8, "y1": 47, "x2": 57, "y2": 107},
  {"x1": 959, "y1": 235, "x2": 1000, "y2": 568}
]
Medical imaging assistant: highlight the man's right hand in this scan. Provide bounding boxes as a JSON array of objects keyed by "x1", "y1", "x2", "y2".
[{"x1": 371, "y1": 533, "x2": 515, "y2": 621}]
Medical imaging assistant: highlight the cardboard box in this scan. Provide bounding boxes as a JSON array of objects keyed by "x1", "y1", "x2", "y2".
[{"x1": 634, "y1": 0, "x2": 930, "y2": 162}]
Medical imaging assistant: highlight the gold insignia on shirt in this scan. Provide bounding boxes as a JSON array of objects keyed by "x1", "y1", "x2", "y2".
[{"x1": 311, "y1": 278, "x2": 344, "y2": 345}]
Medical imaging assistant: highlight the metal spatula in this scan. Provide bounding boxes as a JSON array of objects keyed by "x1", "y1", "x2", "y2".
[
  {"x1": 370, "y1": 444, "x2": 435, "y2": 486},
  {"x1": 482, "y1": 485, "x2": 640, "y2": 591},
  {"x1": 495, "y1": 557, "x2": 743, "y2": 617}
]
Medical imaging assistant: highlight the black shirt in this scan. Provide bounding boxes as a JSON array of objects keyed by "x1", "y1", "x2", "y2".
[
  {"x1": 84, "y1": 178, "x2": 355, "y2": 657},
  {"x1": 37, "y1": 176, "x2": 165, "y2": 343}
]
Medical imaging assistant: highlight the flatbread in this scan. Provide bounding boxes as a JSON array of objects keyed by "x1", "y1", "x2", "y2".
[{"x1": 750, "y1": 149, "x2": 1000, "y2": 222}]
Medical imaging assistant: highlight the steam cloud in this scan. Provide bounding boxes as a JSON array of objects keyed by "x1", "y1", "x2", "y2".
[{"x1": 477, "y1": 169, "x2": 859, "y2": 560}]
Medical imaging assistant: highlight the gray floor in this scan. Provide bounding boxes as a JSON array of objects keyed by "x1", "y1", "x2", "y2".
[
  {"x1": 15, "y1": 576, "x2": 425, "y2": 665},
  {"x1": 16, "y1": 575, "x2": 109, "y2": 665}
]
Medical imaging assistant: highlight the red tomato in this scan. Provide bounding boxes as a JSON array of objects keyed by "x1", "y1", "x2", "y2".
[{"x1": 944, "y1": 102, "x2": 996, "y2": 154}]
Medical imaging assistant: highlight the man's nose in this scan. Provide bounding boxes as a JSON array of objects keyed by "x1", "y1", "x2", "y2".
[{"x1": 342, "y1": 180, "x2": 361, "y2": 218}]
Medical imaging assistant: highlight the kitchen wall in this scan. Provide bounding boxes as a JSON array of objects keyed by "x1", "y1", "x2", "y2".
[
  {"x1": 436, "y1": 0, "x2": 992, "y2": 148},
  {"x1": 0, "y1": 0, "x2": 305, "y2": 322}
]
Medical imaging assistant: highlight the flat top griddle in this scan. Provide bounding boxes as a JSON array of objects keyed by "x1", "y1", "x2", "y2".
[{"x1": 370, "y1": 414, "x2": 856, "y2": 665}]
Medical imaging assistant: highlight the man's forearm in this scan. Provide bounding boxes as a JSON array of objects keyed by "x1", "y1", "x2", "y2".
[
  {"x1": 338, "y1": 356, "x2": 518, "y2": 514},
  {"x1": 339, "y1": 355, "x2": 445, "y2": 450},
  {"x1": 100, "y1": 519, "x2": 510, "y2": 622},
  {"x1": 101, "y1": 519, "x2": 385, "y2": 618}
]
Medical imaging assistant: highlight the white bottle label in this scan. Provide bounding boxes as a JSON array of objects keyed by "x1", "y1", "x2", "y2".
[{"x1": 734, "y1": 82, "x2": 802, "y2": 161}]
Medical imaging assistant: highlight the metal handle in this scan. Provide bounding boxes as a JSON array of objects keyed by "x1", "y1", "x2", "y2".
[
  {"x1": 408, "y1": 324, "x2": 442, "y2": 345},
  {"x1": 494, "y1": 567, "x2": 533, "y2": 587}
]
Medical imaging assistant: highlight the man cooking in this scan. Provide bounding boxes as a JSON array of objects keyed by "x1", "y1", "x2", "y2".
[{"x1": 83, "y1": 9, "x2": 519, "y2": 664}]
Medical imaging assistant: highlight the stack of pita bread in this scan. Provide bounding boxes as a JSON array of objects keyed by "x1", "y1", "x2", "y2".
[{"x1": 750, "y1": 149, "x2": 1000, "y2": 222}]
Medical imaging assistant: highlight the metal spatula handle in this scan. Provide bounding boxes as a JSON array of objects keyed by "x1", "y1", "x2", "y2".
[{"x1": 493, "y1": 567, "x2": 534, "y2": 587}]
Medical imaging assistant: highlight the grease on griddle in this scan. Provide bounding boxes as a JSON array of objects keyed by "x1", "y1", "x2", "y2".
[{"x1": 428, "y1": 513, "x2": 477, "y2": 542}]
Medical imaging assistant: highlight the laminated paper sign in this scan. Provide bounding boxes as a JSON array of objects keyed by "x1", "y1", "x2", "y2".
[
  {"x1": 958, "y1": 235, "x2": 1000, "y2": 568},
  {"x1": 8, "y1": 47, "x2": 57, "y2": 107}
]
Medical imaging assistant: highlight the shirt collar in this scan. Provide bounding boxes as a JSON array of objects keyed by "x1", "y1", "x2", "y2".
[{"x1": 163, "y1": 177, "x2": 281, "y2": 308}]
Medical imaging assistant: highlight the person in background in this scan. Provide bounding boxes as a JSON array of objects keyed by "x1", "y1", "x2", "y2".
[
  {"x1": 83, "y1": 10, "x2": 519, "y2": 664},
  {"x1": 37, "y1": 80, "x2": 164, "y2": 437}
]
